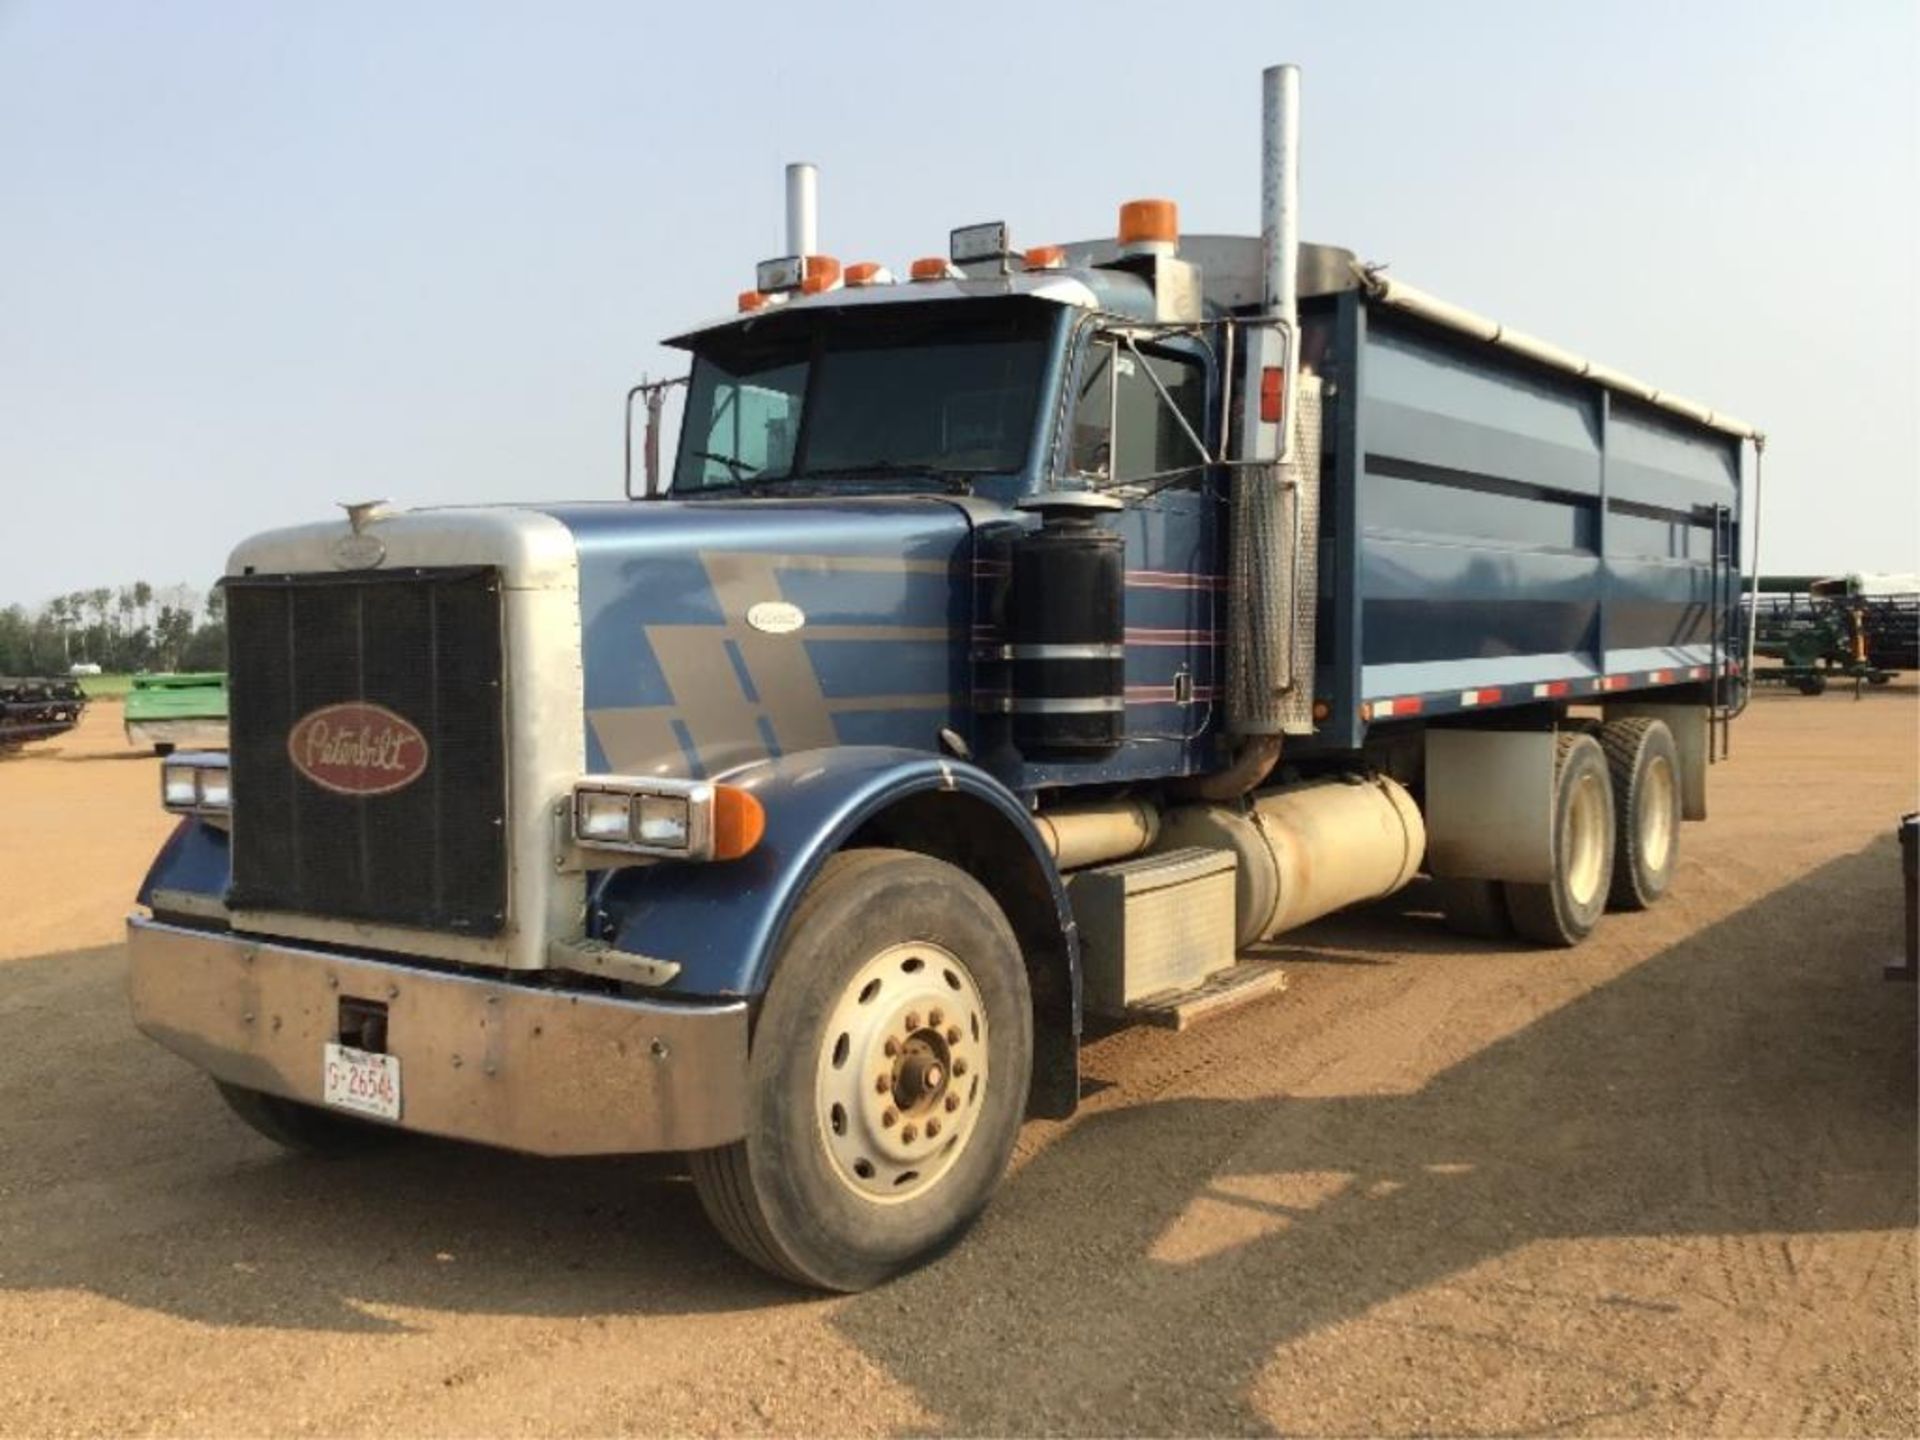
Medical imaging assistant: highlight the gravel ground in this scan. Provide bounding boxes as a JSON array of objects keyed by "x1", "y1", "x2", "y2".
[{"x1": 0, "y1": 689, "x2": 1914, "y2": 1436}]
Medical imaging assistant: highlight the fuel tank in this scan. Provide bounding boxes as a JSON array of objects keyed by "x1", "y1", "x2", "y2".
[{"x1": 1156, "y1": 775, "x2": 1426, "y2": 948}]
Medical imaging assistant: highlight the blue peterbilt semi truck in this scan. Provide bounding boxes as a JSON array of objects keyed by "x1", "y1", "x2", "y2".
[{"x1": 131, "y1": 66, "x2": 1762, "y2": 1289}]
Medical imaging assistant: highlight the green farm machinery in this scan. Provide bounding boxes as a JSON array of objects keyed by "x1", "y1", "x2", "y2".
[{"x1": 1746, "y1": 574, "x2": 1918, "y2": 695}]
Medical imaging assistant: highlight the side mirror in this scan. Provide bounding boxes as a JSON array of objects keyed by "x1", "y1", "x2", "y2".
[{"x1": 624, "y1": 375, "x2": 690, "y2": 499}]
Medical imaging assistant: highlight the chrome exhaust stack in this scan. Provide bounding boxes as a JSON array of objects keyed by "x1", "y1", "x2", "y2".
[
  {"x1": 785, "y1": 162, "x2": 819, "y2": 257},
  {"x1": 1223, "y1": 62, "x2": 1320, "y2": 755}
]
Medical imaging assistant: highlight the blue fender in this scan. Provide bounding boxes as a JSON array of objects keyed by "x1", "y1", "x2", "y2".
[
  {"x1": 137, "y1": 817, "x2": 231, "y2": 907},
  {"x1": 591, "y1": 745, "x2": 1077, "y2": 1000}
]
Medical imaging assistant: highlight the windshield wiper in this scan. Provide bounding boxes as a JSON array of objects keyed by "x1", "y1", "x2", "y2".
[
  {"x1": 689, "y1": 450, "x2": 766, "y2": 479},
  {"x1": 794, "y1": 462, "x2": 987, "y2": 494}
]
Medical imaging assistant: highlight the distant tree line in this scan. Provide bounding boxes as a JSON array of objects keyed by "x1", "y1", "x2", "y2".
[{"x1": 0, "y1": 581, "x2": 226, "y2": 676}]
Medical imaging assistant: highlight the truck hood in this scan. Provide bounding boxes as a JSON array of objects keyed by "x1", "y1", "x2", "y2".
[{"x1": 538, "y1": 498, "x2": 981, "y2": 778}]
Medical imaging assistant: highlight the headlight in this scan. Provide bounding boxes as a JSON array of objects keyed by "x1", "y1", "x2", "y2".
[
  {"x1": 161, "y1": 753, "x2": 231, "y2": 817},
  {"x1": 162, "y1": 765, "x2": 201, "y2": 808},
  {"x1": 634, "y1": 795, "x2": 691, "y2": 849},
  {"x1": 575, "y1": 789, "x2": 635, "y2": 843},
  {"x1": 568, "y1": 777, "x2": 763, "y2": 862},
  {"x1": 196, "y1": 768, "x2": 232, "y2": 809}
]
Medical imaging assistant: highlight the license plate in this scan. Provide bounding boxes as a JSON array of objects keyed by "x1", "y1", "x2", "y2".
[{"x1": 322, "y1": 1042, "x2": 401, "y2": 1122}]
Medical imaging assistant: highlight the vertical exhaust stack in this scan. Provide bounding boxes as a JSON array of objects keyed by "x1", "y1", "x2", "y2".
[
  {"x1": 1263, "y1": 63, "x2": 1301, "y2": 461},
  {"x1": 1223, "y1": 61, "x2": 1321, "y2": 753},
  {"x1": 786, "y1": 162, "x2": 819, "y2": 257}
]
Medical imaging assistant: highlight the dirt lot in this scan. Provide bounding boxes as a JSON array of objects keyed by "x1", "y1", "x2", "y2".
[{"x1": 1, "y1": 691, "x2": 1914, "y2": 1436}]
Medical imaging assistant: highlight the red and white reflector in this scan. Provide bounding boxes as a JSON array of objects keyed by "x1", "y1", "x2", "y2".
[
  {"x1": 1531, "y1": 680, "x2": 1571, "y2": 698},
  {"x1": 1366, "y1": 696, "x2": 1424, "y2": 720},
  {"x1": 1687, "y1": 665, "x2": 1708, "y2": 680},
  {"x1": 1594, "y1": 675, "x2": 1630, "y2": 693},
  {"x1": 1458, "y1": 687, "x2": 1503, "y2": 707},
  {"x1": 1647, "y1": 669, "x2": 1673, "y2": 685}
]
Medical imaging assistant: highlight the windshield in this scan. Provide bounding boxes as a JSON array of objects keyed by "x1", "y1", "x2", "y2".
[{"x1": 671, "y1": 299, "x2": 1054, "y2": 493}]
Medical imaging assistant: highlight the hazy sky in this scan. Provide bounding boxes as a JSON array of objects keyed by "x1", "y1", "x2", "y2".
[{"x1": 2, "y1": 0, "x2": 1914, "y2": 610}]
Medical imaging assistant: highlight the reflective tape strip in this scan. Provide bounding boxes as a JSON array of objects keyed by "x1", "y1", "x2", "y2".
[
  {"x1": 1459, "y1": 687, "x2": 1503, "y2": 707},
  {"x1": 1648, "y1": 669, "x2": 1673, "y2": 684},
  {"x1": 1366, "y1": 696, "x2": 1424, "y2": 720},
  {"x1": 1532, "y1": 681, "x2": 1572, "y2": 698},
  {"x1": 1006, "y1": 696, "x2": 1125, "y2": 714},
  {"x1": 1005, "y1": 643, "x2": 1126, "y2": 660}
]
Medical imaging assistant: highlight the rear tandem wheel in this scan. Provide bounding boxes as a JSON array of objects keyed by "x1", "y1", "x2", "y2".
[{"x1": 1503, "y1": 731, "x2": 1616, "y2": 948}]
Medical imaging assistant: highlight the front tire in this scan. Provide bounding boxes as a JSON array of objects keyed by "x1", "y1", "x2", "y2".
[
  {"x1": 691, "y1": 849, "x2": 1033, "y2": 1291},
  {"x1": 1505, "y1": 731, "x2": 1616, "y2": 947}
]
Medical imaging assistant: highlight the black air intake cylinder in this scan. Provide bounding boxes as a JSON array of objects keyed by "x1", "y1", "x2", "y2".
[{"x1": 1009, "y1": 504, "x2": 1125, "y2": 755}]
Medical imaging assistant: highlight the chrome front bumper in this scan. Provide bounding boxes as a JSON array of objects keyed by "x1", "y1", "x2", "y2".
[{"x1": 127, "y1": 915, "x2": 749, "y2": 1155}]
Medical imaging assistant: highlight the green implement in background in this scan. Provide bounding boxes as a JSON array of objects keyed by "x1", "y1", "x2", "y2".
[{"x1": 124, "y1": 672, "x2": 228, "y2": 755}]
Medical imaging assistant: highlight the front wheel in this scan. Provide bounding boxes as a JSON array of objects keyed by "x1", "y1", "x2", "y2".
[{"x1": 691, "y1": 848, "x2": 1032, "y2": 1291}]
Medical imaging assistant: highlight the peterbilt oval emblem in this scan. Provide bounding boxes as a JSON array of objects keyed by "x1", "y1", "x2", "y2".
[
  {"x1": 747, "y1": 601, "x2": 806, "y2": 635},
  {"x1": 287, "y1": 702, "x2": 429, "y2": 796},
  {"x1": 332, "y1": 532, "x2": 386, "y2": 569}
]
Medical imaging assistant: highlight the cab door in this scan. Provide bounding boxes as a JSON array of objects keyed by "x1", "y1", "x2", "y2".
[{"x1": 1062, "y1": 327, "x2": 1223, "y2": 768}]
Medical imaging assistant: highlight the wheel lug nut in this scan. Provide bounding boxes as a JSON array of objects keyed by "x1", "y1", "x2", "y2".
[
  {"x1": 905, "y1": 1012, "x2": 921, "y2": 1031},
  {"x1": 945, "y1": 1026, "x2": 962, "y2": 1044},
  {"x1": 901, "y1": 1124, "x2": 917, "y2": 1143},
  {"x1": 952, "y1": 1058, "x2": 968, "y2": 1077},
  {"x1": 944, "y1": 1093, "x2": 960, "y2": 1112},
  {"x1": 882, "y1": 1108, "x2": 898, "y2": 1127},
  {"x1": 929, "y1": 1008, "x2": 944, "y2": 1027},
  {"x1": 876, "y1": 1075, "x2": 891, "y2": 1094},
  {"x1": 883, "y1": 1038, "x2": 899, "y2": 1058},
  {"x1": 926, "y1": 1118, "x2": 941, "y2": 1138}
]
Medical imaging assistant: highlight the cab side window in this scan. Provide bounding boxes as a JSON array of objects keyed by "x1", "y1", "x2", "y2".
[{"x1": 1068, "y1": 338, "x2": 1208, "y2": 488}]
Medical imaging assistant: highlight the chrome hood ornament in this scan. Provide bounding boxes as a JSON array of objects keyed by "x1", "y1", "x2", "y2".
[{"x1": 333, "y1": 499, "x2": 393, "y2": 568}]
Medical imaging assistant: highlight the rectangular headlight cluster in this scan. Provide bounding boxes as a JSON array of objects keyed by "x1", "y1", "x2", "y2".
[
  {"x1": 161, "y1": 753, "x2": 231, "y2": 818},
  {"x1": 571, "y1": 777, "x2": 712, "y2": 860}
]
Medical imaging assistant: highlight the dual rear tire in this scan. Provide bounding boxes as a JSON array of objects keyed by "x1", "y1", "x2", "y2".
[{"x1": 1438, "y1": 718, "x2": 1682, "y2": 948}]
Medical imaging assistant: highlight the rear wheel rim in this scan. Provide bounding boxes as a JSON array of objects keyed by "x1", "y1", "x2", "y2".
[
  {"x1": 1565, "y1": 769, "x2": 1608, "y2": 908},
  {"x1": 814, "y1": 941, "x2": 989, "y2": 1203},
  {"x1": 1640, "y1": 754, "x2": 1676, "y2": 874}
]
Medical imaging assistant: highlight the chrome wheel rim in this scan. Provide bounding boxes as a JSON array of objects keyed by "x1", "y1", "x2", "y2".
[
  {"x1": 1641, "y1": 754, "x2": 1677, "y2": 874},
  {"x1": 1565, "y1": 770, "x2": 1609, "y2": 908},
  {"x1": 815, "y1": 941, "x2": 988, "y2": 1203}
]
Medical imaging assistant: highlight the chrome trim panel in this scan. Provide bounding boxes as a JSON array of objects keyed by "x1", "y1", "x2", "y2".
[
  {"x1": 225, "y1": 508, "x2": 587, "y2": 971},
  {"x1": 127, "y1": 915, "x2": 747, "y2": 1155}
]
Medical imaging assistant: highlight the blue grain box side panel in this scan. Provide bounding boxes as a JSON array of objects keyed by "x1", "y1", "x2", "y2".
[
  {"x1": 1305, "y1": 297, "x2": 1741, "y2": 752},
  {"x1": 1602, "y1": 396, "x2": 1740, "y2": 672}
]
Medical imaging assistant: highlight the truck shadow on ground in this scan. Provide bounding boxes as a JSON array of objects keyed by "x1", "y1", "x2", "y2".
[
  {"x1": 829, "y1": 841, "x2": 1917, "y2": 1432},
  {"x1": 0, "y1": 844, "x2": 1912, "y2": 1404}
]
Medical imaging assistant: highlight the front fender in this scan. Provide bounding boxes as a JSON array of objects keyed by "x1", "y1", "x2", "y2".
[
  {"x1": 591, "y1": 746, "x2": 1074, "y2": 1003},
  {"x1": 136, "y1": 817, "x2": 230, "y2": 909}
]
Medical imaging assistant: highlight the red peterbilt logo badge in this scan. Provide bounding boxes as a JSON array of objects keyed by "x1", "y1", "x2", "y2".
[{"x1": 287, "y1": 702, "x2": 429, "y2": 796}]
